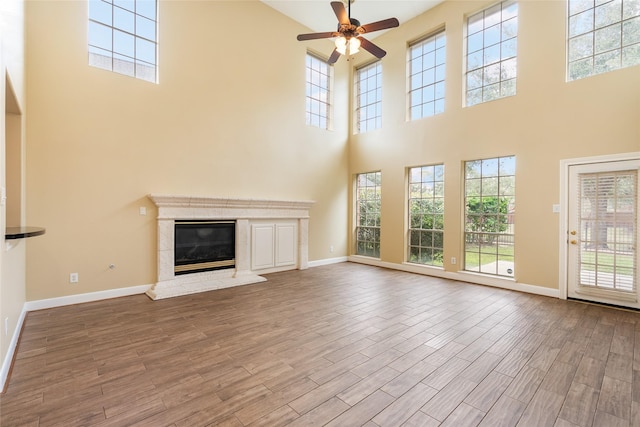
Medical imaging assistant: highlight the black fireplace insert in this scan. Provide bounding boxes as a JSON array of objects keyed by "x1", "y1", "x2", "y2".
[{"x1": 174, "y1": 220, "x2": 235, "y2": 275}]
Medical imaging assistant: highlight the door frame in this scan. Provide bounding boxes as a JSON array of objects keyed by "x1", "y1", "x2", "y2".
[{"x1": 559, "y1": 152, "x2": 640, "y2": 300}]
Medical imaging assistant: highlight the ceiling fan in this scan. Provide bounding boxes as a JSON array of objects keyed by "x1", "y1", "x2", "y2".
[{"x1": 296, "y1": 1, "x2": 399, "y2": 64}]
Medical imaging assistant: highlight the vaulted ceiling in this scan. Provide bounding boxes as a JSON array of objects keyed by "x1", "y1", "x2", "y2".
[{"x1": 261, "y1": 0, "x2": 444, "y2": 38}]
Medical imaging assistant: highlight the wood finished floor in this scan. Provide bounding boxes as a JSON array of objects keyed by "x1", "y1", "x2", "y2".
[{"x1": 2, "y1": 262, "x2": 640, "y2": 426}]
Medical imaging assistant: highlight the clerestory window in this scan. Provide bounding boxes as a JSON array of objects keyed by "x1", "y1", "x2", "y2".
[
  {"x1": 354, "y1": 61, "x2": 382, "y2": 134},
  {"x1": 88, "y1": 0, "x2": 158, "y2": 83},
  {"x1": 408, "y1": 30, "x2": 446, "y2": 120},
  {"x1": 465, "y1": 1, "x2": 519, "y2": 106},
  {"x1": 306, "y1": 53, "x2": 333, "y2": 129},
  {"x1": 567, "y1": 0, "x2": 640, "y2": 80}
]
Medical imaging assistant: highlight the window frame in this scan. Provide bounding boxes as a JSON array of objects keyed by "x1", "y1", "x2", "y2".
[
  {"x1": 464, "y1": 0, "x2": 519, "y2": 107},
  {"x1": 567, "y1": 0, "x2": 640, "y2": 81},
  {"x1": 463, "y1": 155, "x2": 516, "y2": 278},
  {"x1": 305, "y1": 52, "x2": 333, "y2": 130},
  {"x1": 88, "y1": 0, "x2": 158, "y2": 83},
  {"x1": 354, "y1": 61, "x2": 382, "y2": 134},
  {"x1": 407, "y1": 28, "x2": 447, "y2": 121},
  {"x1": 355, "y1": 171, "x2": 382, "y2": 258},
  {"x1": 407, "y1": 164, "x2": 445, "y2": 267}
]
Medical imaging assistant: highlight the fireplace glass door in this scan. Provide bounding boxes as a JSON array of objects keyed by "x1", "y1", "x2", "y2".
[{"x1": 174, "y1": 221, "x2": 236, "y2": 275}]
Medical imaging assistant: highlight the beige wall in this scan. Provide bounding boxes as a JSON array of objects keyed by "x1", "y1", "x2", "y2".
[
  {"x1": 21, "y1": 0, "x2": 640, "y2": 304},
  {"x1": 1, "y1": 0, "x2": 26, "y2": 384},
  {"x1": 349, "y1": 0, "x2": 640, "y2": 289},
  {"x1": 25, "y1": 0, "x2": 349, "y2": 300}
]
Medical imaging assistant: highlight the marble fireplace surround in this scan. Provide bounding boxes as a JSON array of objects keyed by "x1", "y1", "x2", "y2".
[{"x1": 146, "y1": 194, "x2": 315, "y2": 300}]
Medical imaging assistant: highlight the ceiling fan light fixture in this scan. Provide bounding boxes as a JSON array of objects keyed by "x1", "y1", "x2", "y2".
[
  {"x1": 335, "y1": 36, "x2": 360, "y2": 56},
  {"x1": 349, "y1": 37, "x2": 361, "y2": 54},
  {"x1": 335, "y1": 36, "x2": 347, "y2": 55}
]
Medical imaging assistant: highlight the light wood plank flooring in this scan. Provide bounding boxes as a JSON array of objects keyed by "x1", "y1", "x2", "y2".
[{"x1": 2, "y1": 262, "x2": 640, "y2": 426}]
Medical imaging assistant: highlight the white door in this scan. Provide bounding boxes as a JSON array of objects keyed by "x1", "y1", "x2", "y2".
[{"x1": 567, "y1": 160, "x2": 639, "y2": 308}]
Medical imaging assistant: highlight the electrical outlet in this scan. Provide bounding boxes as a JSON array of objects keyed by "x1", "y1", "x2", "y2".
[
  {"x1": 451, "y1": 257, "x2": 457, "y2": 265},
  {"x1": 139, "y1": 207, "x2": 147, "y2": 216},
  {"x1": 70, "y1": 273, "x2": 79, "y2": 283},
  {"x1": 330, "y1": 245, "x2": 334, "y2": 253},
  {"x1": 4, "y1": 317, "x2": 8, "y2": 336}
]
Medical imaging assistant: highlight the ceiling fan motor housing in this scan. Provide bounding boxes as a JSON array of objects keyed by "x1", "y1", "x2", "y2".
[{"x1": 337, "y1": 18, "x2": 361, "y2": 37}]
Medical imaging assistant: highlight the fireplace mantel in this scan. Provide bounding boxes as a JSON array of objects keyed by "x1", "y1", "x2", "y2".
[
  {"x1": 146, "y1": 194, "x2": 315, "y2": 300},
  {"x1": 148, "y1": 194, "x2": 315, "y2": 215}
]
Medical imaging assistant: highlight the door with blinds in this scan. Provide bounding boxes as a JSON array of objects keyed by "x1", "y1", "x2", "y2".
[{"x1": 567, "y1": 160, "x2": 639, "y2": 308}]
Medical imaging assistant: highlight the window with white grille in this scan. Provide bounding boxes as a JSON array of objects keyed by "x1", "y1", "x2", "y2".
[
  {"x1": 408, "y1": 30, "x2": 446, "y2": 120},
  {"x1": 408, "y1": 164, "x2": 445, "y2": 267},
  {"x1": 355, "y1": 61, "x2": 382, "y2": 134},
  {"x1": 306, "y1": 53, "x2": 332, "y2": 130},
  {"x1": 567, "y1": 0, "x2": 640, "y2": 81},
  {"x1": 88, "y1": 0, "x2": 158, "y2": 83},
  {"x1": 464, "y1": 156, "x2": 515, "y2": 277},
  {"x1": 465, "y1": 1, "x2": 518, "y2": 106},
  {"x1": 355, "y1": 171, "x2": 381, "y2": 258}
]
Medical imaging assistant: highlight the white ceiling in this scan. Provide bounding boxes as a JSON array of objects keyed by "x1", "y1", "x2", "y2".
[{"x1": 261, "y1": 0, "x2": 444, "y2": 39}]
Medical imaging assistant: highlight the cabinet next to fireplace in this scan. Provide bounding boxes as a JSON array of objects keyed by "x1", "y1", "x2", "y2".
[{"x1": 251, "y1": 221, "x2": 297, "y2": 272}]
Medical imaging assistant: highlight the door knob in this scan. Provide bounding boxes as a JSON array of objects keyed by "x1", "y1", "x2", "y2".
[
  {"x1": 570, "y1": 240, "x2": 577, "y2": 245},
  {"x1": 570, "y1": 231, "x2": 577, "y2": 235}
]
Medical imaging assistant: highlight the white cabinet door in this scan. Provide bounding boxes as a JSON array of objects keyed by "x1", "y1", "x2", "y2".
[
  {"x1": 251, "y1": 222, "x2": 297, "y2": 271},
  {"x1": 276, "y1": 224, "x2": 296, "y2": 267},
  {"x1": 251, "y1": 224, "x2": 275, "y2": 270}
]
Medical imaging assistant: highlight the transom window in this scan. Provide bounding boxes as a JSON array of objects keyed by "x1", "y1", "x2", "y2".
[
  {"x1": 88, "y1": 0, "x2": 158, "y2": 83},
  {"x1": 464, "y1": 156, "x2": 516, "y2": 277},
  {"x1": 354, "y1": 61, "x2": 382, "y2": 134},
  {"x1": 306, "y1": 53, "x2": 332, "y2": 130},
  {"x1": 408, "y1": 30, "x2": 446, "y2": 120},
  {"x1": 355, "y1": 172, "x2": 381, "y2": 258},
  {"x1": 408, "y1": 164, "x2": 444, "y2": 267},
  {"x1": 465, "y1": 1, "x2": 518, "y2": 106},
  {"x1": 568, "y1": 0, "x2": 640, "y2": 80}
]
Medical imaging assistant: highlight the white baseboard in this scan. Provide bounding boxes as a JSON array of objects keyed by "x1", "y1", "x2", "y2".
[
  {"x1": 23, "y1": 284, "x2": 151, "y2": 312},
  {"x1": 308, "y1": 256, "x2": 348, "y2": 268},
  {"x1": 347, "y1": 256, "x2": 560, "y2": 299},
  {"x1": 0, "y1": 307, "x2": 27, "y2": 393}
]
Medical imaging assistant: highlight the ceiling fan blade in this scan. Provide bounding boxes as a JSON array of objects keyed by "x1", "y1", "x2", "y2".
[
  {"x1": 297, "y1": 31, "x2": 340, "y2": 41},
  {"x1": 359, "y1": 17, "x2": 400, "y2": 34},
  {"x1": 358, "y1": 37, "x2": 387, "y2": 59},
  {"x1": 331, "y1": 1, "x2": 350, "y2": 26},
  {"x1": 328, "y1": 48, "x2": 341, "y2": 64}
]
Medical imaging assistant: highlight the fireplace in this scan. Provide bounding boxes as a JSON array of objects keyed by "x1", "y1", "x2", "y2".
[
  {"x1": 146, "y1": 195, "x2": 314, "y2": 300},
  {"x1": 174, "y1": 220, "x2": 235, "y2": 275}
]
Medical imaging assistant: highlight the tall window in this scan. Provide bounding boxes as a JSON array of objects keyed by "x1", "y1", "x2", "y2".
[
  {"x1": 354, "y1": 61, "x2": 382, "y2": 134},
  {"x1": 88, "y1": 0, "x2": 158, "y2": 83},
  {"x1": 306, "y1": 53, "x2": 332, "y2": 129},
  {"x1": 465, "y1": 1, "x2": 518, "y2": 106},
  {"x1": 408, "y1": 164, "x2": 445, "y2": 267},
  {"x1": 464, "y1": 156, "x2": 515, "y2": 277},
  {"x1": 568, "y1": 0, "x2": 640, "y2": 81},
  {"x1": 408, "y1": 30, "x2": 446, "y2": 120},
  {"x1": 355, "y1": 172, "x2": 381, "y2": 258}
]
